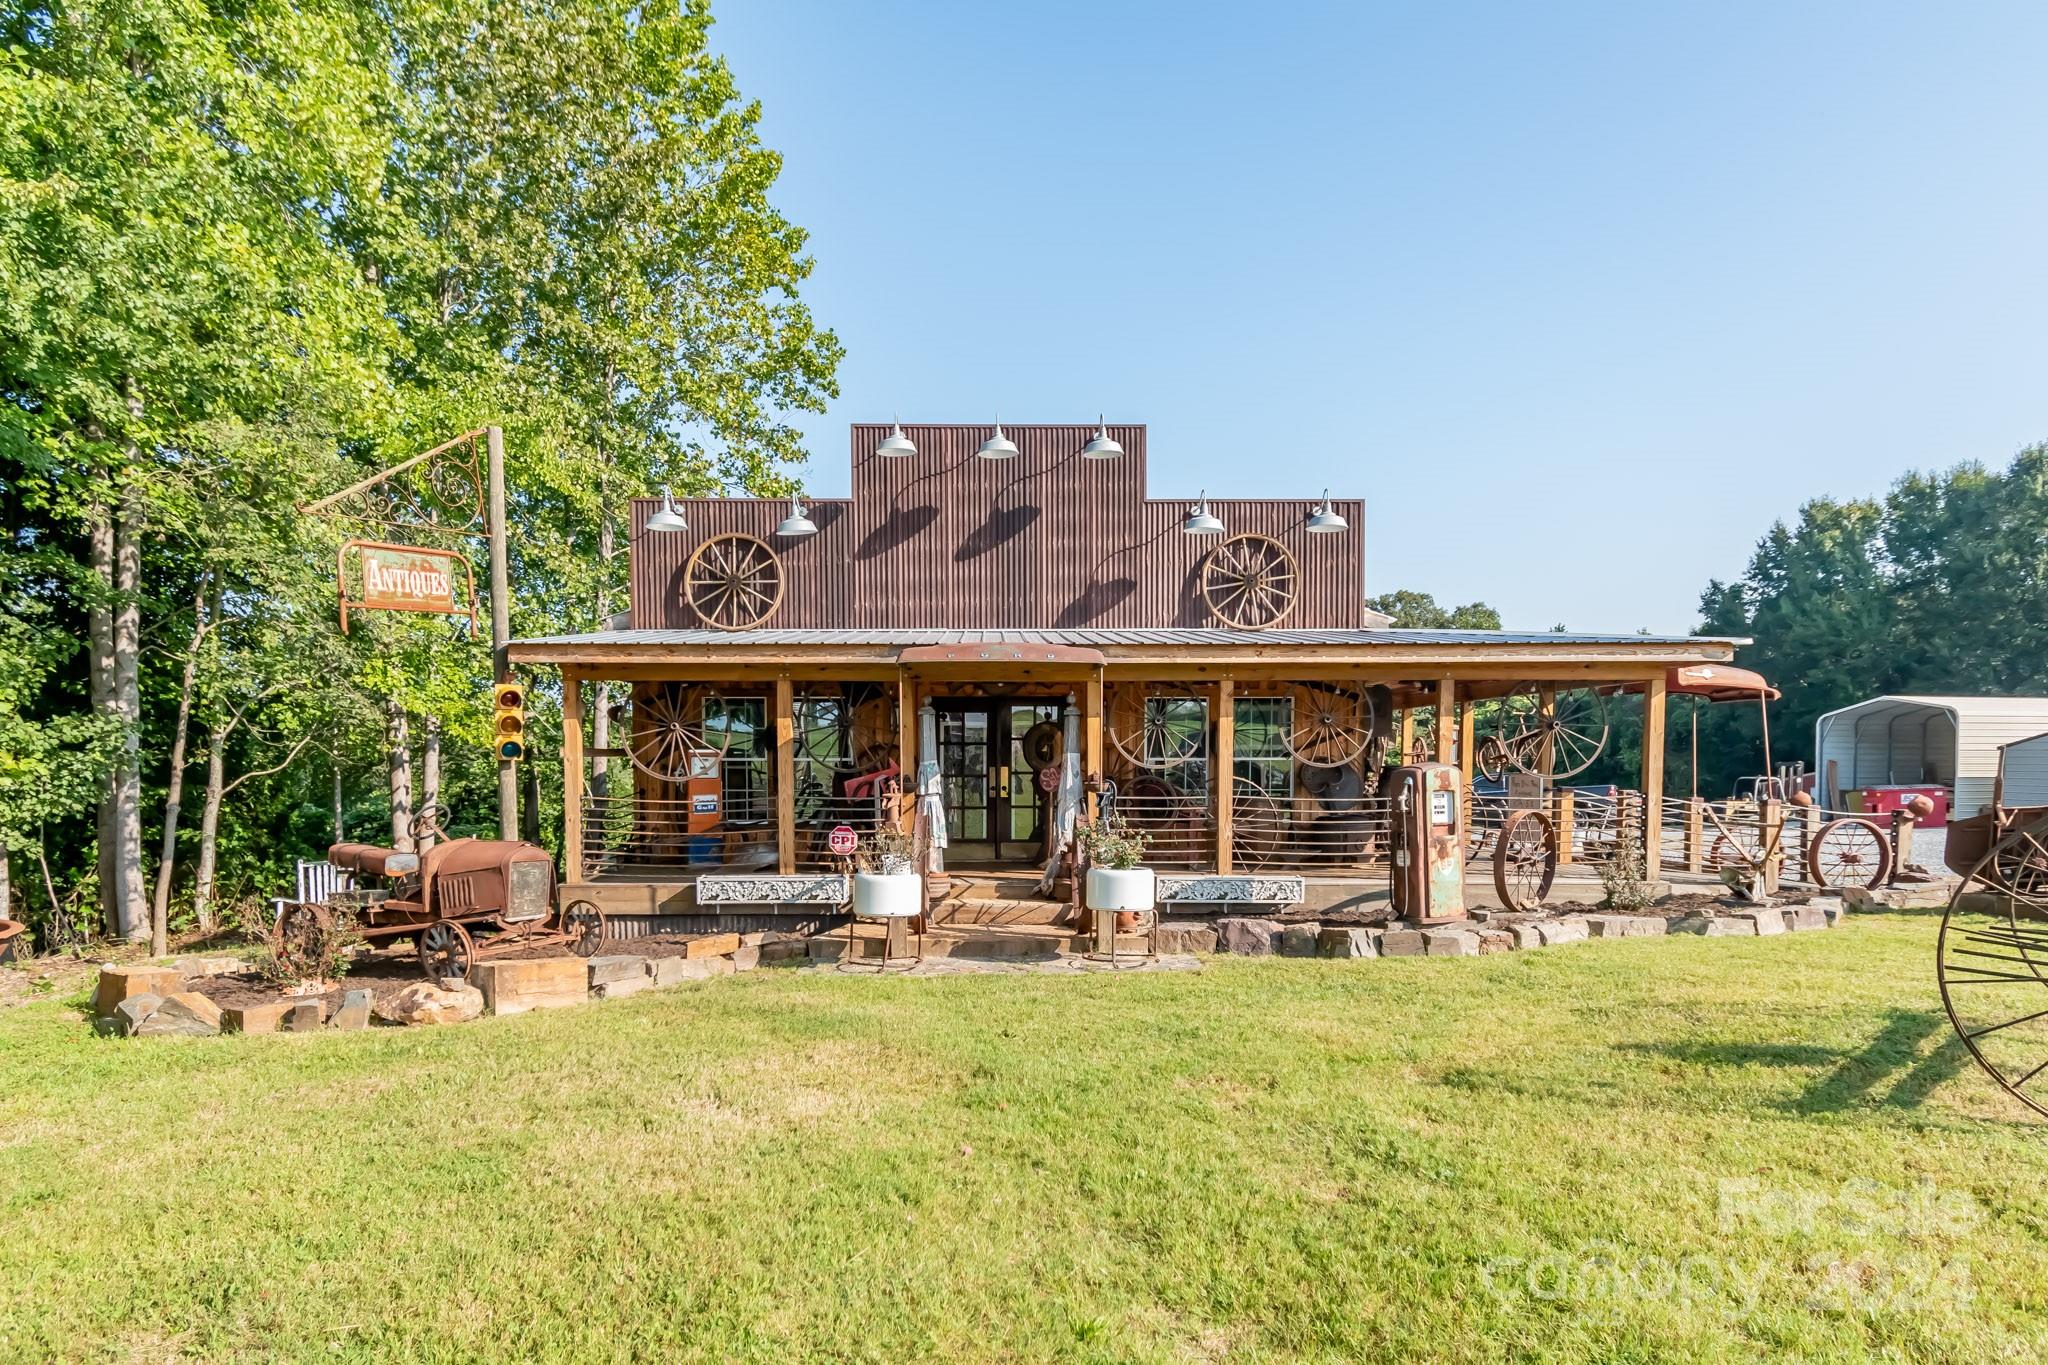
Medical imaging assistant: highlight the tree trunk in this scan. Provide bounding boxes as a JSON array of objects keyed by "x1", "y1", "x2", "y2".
[
  {"x1": 593, "y1": 508, "x2": 614, "y2": 804},
  {"x1": 194, "y1": 738, "x2": 225, "y2": 932},
  {"x1": 389, "y1": 702, "x2": 414, "y2": 853},
  {"x1": 149, "y1": 585, "x2": 209, "y2": 953},
  {"x1": 90, "y1": 497, "x2": 147, "y2": 942},
  {"x1": 0, "y1": 841, "x2": 11, "y2": 924},
  {"x1": 420, "y1": 717, "x2": 441, "y2": 851},
  {"x1": 332, "y1": 759, "x2": 345, "y2": 844}
]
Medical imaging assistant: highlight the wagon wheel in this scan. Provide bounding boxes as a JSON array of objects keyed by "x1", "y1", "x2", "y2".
[
  {"x1": 1474, "y1": 735, "x2": 1514, "y2": 783},
  {"x1": 273, "y1": 902, "x2": 334, "y2": 978},
  {"x1": 408, "y1": 803, "x2": 453, "y2": 844},
  {"x1": 1708, "y1": 826, "x2": 1765, "y2": 872},
  {"x1": 1481, "y1": 685, "x2": 1609, "y2": 781},
  {"x1": 1286, "y1": 684, "x2": 1376, "y2": 770},
  {"x1": 1200, "y1": 534, "x2": 1299, "y2": 628},
  {"x1": 1806, "y1": 816, "x2": 1893, "y2": 891},
  {"x1": 1407, "y1": 714, "x2": 1437, "y2": 765},
  {"x1": 417, "y1": 920, "x2": 476, "y2": 983},
  {"x1": 627, "y1": 684, "x2": 731, "y2": 782},
  {"x1": 1466, "y1": 792, "x2": 1501, "y2": 861},
  {"x1": 561, "y1": 899, "x2": 607, "y2": 958},
  {"x1": 1937, "y1": 814, "x2": 2048, "y2": 1119},
  {"x1": 1108, "y1": 683, "x2": 1206, "y2": 771},
  {"x1": 796, "y1": 691, "x2": 859, "y2": 772},
  {"x1": 1231, "y1": 777, "x2": 1289, "y2": 869},
  {"x1": 683, "y1": 533, "x2": 784, "y2": 629},
  {"x1": 1494, "y1": 809, "x2": 1559, "y2": 911}
]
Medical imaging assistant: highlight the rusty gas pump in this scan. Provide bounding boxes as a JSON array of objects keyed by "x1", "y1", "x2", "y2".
[{"x1": 1388, "y1": 763, "x2": 1466, "y2": 923}]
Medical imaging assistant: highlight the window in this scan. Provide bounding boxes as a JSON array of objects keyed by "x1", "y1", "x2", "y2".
[
  {"x1": 705, "y1": 696, "x2": 769, "y2": 821},
  {"x1": 1146, "y1": 695, "x2": 1209, "y2": 797},
  {"x1": 1234, "y1": 696, "x2": 1293, "y2": 800}
]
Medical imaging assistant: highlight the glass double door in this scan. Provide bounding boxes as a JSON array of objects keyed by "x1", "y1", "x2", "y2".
[{"x1": 934, "y1": 698, "x2": 1063, "y2": 863}]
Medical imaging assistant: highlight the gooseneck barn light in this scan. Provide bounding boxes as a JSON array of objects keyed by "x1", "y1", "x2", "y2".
[
  {"x1": 775, "y1": 493, "x2": 818, "y2": 538},
  {"x1": 1182, "y1": 492, "x2": 1225, "y2": 535},
  {"x1": 875, "y1": 420, "x2": 918, "y2": 458},
  {"x1": 1305, "y1": 491, "x2": 1349, "y2": 534},
  {"x1": 645, "y1": 487, "x2": 689, "y2": 534},
  {"x1": 1079, "y1": 417, "x2": 1124, "y2": 460},
  {"x1": 976, "y1": 419, "x2": 1020, "y2": 460}
]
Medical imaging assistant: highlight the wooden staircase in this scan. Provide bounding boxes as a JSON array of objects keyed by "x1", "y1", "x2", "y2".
[{"x1": 931, "y1": 873, "x2": 1077, "y2": 927}]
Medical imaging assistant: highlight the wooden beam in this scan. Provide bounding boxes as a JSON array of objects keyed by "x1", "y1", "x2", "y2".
[
  {"x1": 1084, "y1": 669, "x2": 1105, "y2": 820},
  {"x1": 1435, "y1": 678, "x2": 1456, "y2": 765},
  {"x1": 561, "y1": 673, "x2": 584, "y2": 882},
  {"x1": 1641, "y1": 672, "x2": 1668, "y2": 875},
  {"x1": 1537, "y1": 684, "x2": 1557, "y2": 777},
  {"x1": 1458, "y1": 692, "x2": 1477, "y2": 787},
  {"x1": 773, "y1": 677, "x2": 796, "y2": 874},
  {"x1": 895, "y1": 671, "x2": 917, "y2": 830},
  {"x1": 1215, "y1": 679, "x2": 1234, "y2": 874},
  {"x1": 1399, "y1": 708, "x2": 1415, "y2": 764}
]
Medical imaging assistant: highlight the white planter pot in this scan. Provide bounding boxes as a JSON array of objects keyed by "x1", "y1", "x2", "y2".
[
  {"x1": 852, "y1": 871, "x2": 922, "y2": 919},
  {"x1": 1086, "y1": 866, "x2": 1156, "y2": 913}
]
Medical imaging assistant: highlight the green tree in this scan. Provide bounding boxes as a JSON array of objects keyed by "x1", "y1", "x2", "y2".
[{"x1": 1366, "y1": 590, "x2": 1503, "y2": 631}]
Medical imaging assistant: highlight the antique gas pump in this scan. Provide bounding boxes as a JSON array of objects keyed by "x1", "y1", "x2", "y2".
[{"x1": 1388, "y1": 763, "x2": 1466, "y2": 923}]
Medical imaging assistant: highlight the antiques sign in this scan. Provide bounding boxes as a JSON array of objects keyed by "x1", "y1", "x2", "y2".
[{"x1": 338, "y1": 540, "x2": 478, "y2": 634}]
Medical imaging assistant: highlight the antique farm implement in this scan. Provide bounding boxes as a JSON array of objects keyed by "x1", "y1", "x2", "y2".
[
  {"x1": 1938, "y1": 811, "x2": 2048, "y2": 1118},
  {"x1": 274, "y1": 809, "x2": 605, "y2": 981}
]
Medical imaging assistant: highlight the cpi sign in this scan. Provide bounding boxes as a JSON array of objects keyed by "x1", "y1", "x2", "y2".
[
  {"x1": 827, "y1": 825, "x2": 858, "y2": 856},
  {"x1": 338, "y1": 540, "x2": 478, "y2": 634}
]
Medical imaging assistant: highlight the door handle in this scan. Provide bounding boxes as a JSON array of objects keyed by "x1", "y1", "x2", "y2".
[{"x1": 997, "y1": 765, "x2": 1011, "y2": 788}]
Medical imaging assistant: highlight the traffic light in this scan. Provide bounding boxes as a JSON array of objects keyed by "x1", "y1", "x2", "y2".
[{"x1": 493, "y1": 681, "x2": 527, "y2": 761}]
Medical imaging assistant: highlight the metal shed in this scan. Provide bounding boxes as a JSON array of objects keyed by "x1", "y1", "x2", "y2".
[{"x1": 1814, "y1": 696, "x2": 2048, "y2": 819}]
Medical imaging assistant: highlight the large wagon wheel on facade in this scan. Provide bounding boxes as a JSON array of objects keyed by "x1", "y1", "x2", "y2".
[
  {"x1": 1475, "y1": 684, "x2": 1609, "y2": 782},
  {"x1": 1493, "y1": 809, "x2": 1559, "y2": 911},
  {"x1": 683, "y1": 533, "x2": 784, "y2": 628},
  {"x1": 626, "y1": 683, "x2": 732, "y2": 782},
  {"x1": 1806, "y1": 816, "x2": 1893, "y2": 891},
  {"x1": 1285, "y1": 683, "x2": 1377, "y2": 770},
  {"x1": 1108, "y1": 683, "x2": 1206, "y2": 770},
  {"x1": 1937, "y1": 814, "x2": 2048, "y2": 1119},
  {"x1": 1200, "y1": 533, "x2": 1300, "y2": 629},
  {"x1": 1231, "y1": 776, "x2": 1290, "y2": 869}
]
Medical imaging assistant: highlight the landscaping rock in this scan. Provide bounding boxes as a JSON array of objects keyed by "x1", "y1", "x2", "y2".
[
  {"x1": 170, "y1": 955, "x2": 242, "y2": 980},
  {"x1": 587, "y1": 955, "x2": 650, "y2": 987},
  {"x1": 1215, "y1": 918, "x2": 1281, "y2": 956},
  {"x1": 593, "y1": 973, "x2": 652, "y2": 1000},
  {"x1": 1819, "y1": 901, "x2": 1847, "y2": 928},
  {"x1": 758, "y1": 939, "x2": 811, "y2": 965},
  {"x1": 94, "y1": 964, "x2": 183, "y2": 1018},
  {"x1": 471, "y1": 958, "x2": 588, "y2": 1014},
  {"x1": 1536, "y1": 917, "x2": 1589, "y2": 946},
  {"x1": 222, "y1": 1000, "x2": 295, "y2": 1034},
  {"x1": 731, "y1": 945, "x2": 761, "y2": 971},
  {"x1": 1423, "y1": 929, "x2": 1480, "y2": 957},
  {"x1": 684, "y1": 932, "x2": 742, "y2": 959},
  {"x1": 1277, "y1": 922, "x2": 1323, "y2": 958},
  {"x1": 1155, "y1": 923, "x2": 1219, "y2": 955},
  {"x1": 1782, "y1": 905, "x2": 1829, "y2": 932},
  {"x1": 1586, "y1": 915, "x2": 1664, "y2": 939},
  {"x1": 282, "y1": 999, "x2": 326, "y2": 1032},
  {"x1": 1509, "y1": 924, "x2": 1546, "y2": 950},
  {"x1": 374, "y1": 980, "x2": 485, "y2": 1026},
  {"x1": 1474, "y1": 928, "x2": 1515, "y2": 954},
  {"x1": 137, "y1": 991, "x2": 221, "y2": 1038},
  {"x1": 328, "y1": 988, "x2": 373, "y2": 1030},
  {"x1": 1670, "y1": 916, "x2": 1753, "y2": 937},
  {"x1": 113, "y1": 993, "x2": 163, "y2": 1036},
  {"x1": 1378, "y1": 928, "x2": 1427, "y2": 957},
  {"x1": 1317, "y1": 927, "x2": 1380, "y2": 958},
  {"x1": 651, "y1": 955, "x2": 739, "y2": 985},
  {"x1": 1738, "y1": 909, "x2": 1785, "y2": 936}
]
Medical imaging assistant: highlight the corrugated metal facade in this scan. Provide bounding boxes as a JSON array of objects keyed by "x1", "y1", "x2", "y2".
[
  {"x1": 629, "y1": 423, "x2": 1365, "y2": 630},
  {"x1": 2002, "y1": 732, "x2": 2048, "y2": 807}
]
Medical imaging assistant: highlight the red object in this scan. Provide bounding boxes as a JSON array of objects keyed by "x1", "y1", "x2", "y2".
[
  {"x1": 828, "y1": 824, "x2": 857, "y2": 855},
  {"x1": 1855, "y1": 785, "x2": 1950, "y2": 828},
  {"x1": 843, "y1": 763, "x2": 898, "y2": 799}
]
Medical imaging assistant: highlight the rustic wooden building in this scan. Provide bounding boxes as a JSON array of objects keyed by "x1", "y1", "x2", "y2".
[{"x1": 510, "y1": 422, "x2": 1738, "y2": 923}]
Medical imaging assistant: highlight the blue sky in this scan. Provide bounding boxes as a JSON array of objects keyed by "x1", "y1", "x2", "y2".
[{"x1": 710, "y1": 1, "x2": 2048, "y2": 633}]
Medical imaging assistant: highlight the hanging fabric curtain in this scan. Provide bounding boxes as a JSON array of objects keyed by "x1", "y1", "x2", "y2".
[
  {"x1": 1038, "y1": 695, "x2": 1084, "y2": 892},
  {"x1": 916, "y1": 702, "x2": 947, "y2": 873}
]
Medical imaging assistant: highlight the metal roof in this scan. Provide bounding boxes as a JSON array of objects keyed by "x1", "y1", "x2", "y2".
[{"x1": 511, "y1": 627, "x2": 1746, "y2": 648}]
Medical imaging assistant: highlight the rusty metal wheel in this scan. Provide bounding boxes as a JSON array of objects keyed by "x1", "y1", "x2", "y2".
[
  {"x1": 1494, "y1": 809, "x2": 1558, "y2": 911},
  {"x1": 1479, "y1": 685, "x2": 1609, "y2": 781},
  {"x1": 1286, "y1": 684, "x2": 1376, "y2": 770},
  {"x1": 1199, "y1": 534, "x2": 1299, "y2": 628},
  {"x1": 627, "y1": 683, "x2": 732, "y2": 783},
  {"x1": 1938, "y1": 814, "x2": 2048, "y2": 1118},
  {"x1": 1708, "y1": 825, "x2": 1764, "y2": 872},
  {"x1": 417, "y1": 920, "x2": 476, "y2": 982},
  {"x1": 683, "y1": 533, "x2": 784, "y2": 628},
  {"x1": 1108, "y1": 683, "x2": 1206, "y2": 771},
  {"x1": 562, "y1": 899, "x2": 607, "y2": 957},
  {"x1": 1806, "y1": 816, "x2": 1893, "y2": 891},
  {"x1": 1231, "y1": 776, "x2": 1289, "y2": 869},
  {"x1": 273, "y1": 902, "x2": 334, "y2": 977}
]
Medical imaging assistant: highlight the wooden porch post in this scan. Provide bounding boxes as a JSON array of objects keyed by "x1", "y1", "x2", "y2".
[
  {"x1": 561, "y1": 671, "x2": 584, "y2": 883},
  {"x1": 1399, "y1": 707, "x2": 1415, "y2": 764},
  {"x1": 1084, "y1": 669, "x2": 1105, "y2": 821},
  {"x1": 1642, "y1": 672, "x2": 1668, "y2": 873},
  {"x1": 896, "y1": 670, "x2": 917, "y2": 831},
  {"x1": 1215, "y1": 679, "x2": 1234, "y2": 874},
  {"x1": 774, "y1": 676, "x2": 796, "y2": 874},
  {"x1": 1435, "y1": 678, "x2": 1456, "y2": 765}
]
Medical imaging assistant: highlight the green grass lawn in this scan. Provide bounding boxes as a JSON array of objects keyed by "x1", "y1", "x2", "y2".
[{"x1": 4, "y1": 913, "x2": 2047, "y2": 1363}]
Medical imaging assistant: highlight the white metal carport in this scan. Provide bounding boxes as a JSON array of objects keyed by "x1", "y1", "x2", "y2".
[{"x1": 1814, "y1": 696, "x2": 2048, "y2": 818}]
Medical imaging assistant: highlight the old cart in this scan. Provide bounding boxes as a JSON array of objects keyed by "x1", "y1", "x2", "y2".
[{"x1": 275, "y1": 814, "x2": 605, "y2": 981}]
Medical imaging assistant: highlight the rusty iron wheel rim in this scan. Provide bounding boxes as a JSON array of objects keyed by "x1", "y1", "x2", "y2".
[
  {"x1": 417, "y1": 920, "x2": 475, "y2": 982},
  {"x1": 683, "y1": 533, "x2": 784, "y2": 629},
  {"x1": 1108, "y1": 683, "x2": 1206, "y2": 771},
  {"x1": 563, "y1": 899, "x2": 606, "y2": 957},
  {"x1": 1200, "y1": 534, "x2": 1300, "y2": 629},
  {"x1": 1284, "y1": 684, "x2": 1376, "y2": 770},
  {"x1": 1231, "y1": 776, "x2": 1289, "y2": 868},
  {"x1": 274, "y1": 902, "x2": 333, "y2": 976},
  {"x1": 1806, "y1": 816, "x2": 1893, "y2": 891},
  {"x1": 626, "y1": 683, "x2": 733, "y2": 783},
  {"x1": 1494, "y1": 808, "x2": 1558, "y2": 911},
  {"x1": 1938, "y1": 813, "x2": 2048, "y2": 1118},
  {"x1": 1480, "y1": 684, "x2": 1610, "y2": 781}
]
